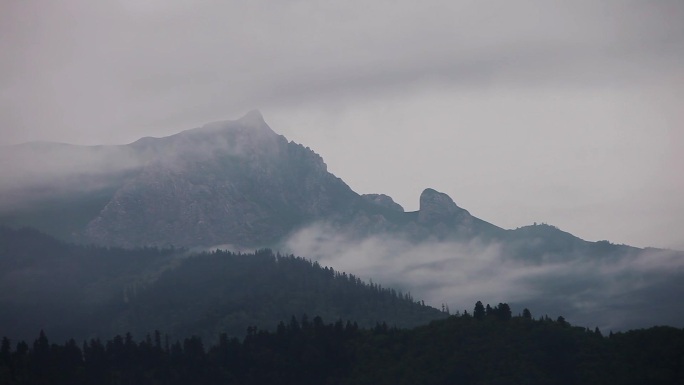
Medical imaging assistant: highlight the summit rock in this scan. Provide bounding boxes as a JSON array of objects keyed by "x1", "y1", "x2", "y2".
[{"x1": 418, "y1": 188, "x2": 470, "y2": 223}]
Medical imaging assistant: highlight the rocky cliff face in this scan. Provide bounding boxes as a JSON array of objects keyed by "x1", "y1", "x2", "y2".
[
  {"x1": 2, "y1": 111, "x2": 503, "y2": 248},
  {"x1": 418, "y1": 188, "x2": 469, "y2": 223},
  {"x1": 83, "y1": 111, "x2": 360, "y2": 247},
  {"x1": 413, "y1": 188, "x2": 479, "y2": 238}
]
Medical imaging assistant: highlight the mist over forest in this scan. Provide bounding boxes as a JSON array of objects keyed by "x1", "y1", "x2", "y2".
[{"x1": 285, "y1": 221, "x2": 684, "y2": 332}]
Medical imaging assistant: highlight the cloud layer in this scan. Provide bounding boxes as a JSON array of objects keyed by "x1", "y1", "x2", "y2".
[{"x1": 285, "y1": 223, "x2": 684, "y2": 331}]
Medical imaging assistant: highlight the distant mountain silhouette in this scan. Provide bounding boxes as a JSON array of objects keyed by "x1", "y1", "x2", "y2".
[
  {"x1": 0, "y1": 111, "x2": 675, "y2": 277},
  {"x1": 1, "y1": 110, "x2": 630, "y2": 256},
  {"x1": 1, "y1": 111, "x2": 503, "y2": 248}
]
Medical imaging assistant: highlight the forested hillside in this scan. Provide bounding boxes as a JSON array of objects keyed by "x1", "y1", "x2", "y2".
[
  {"x1": 115, "y1": 248, "x2": 445, "y2": 342},
  {"x1": 0, "y1": 226, "x2": 179, "y2": 342},
  {"x1": 0, "y1": 226, "x2": 444, "y2": 343}
]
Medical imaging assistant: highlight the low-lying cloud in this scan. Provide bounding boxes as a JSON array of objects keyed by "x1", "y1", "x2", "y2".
[
  {"x1": 285, "y1": 222, "x2": 684, "y2": 332},
  {"x1": 0, "y1": 115, "x2": 280, "y2": 209}
]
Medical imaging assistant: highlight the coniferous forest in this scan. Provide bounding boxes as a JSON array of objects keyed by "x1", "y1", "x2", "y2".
[
  {"x1": 0, "y1": 226, "x2": 443, "y2": 344},
  {"x1": 2, "y1": 307, "x2": 683, "y2": 385}
]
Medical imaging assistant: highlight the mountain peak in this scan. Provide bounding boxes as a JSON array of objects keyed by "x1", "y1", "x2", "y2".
[
  {"x1": 418, "y1": 188, "x2": 468, "y2": 223},
  {"x1": 238, "y1": 109, "x2": 266, "y2": 127},
  {"x1": 192, "y1": 110, "x2": 274, "y2": 141},
  {"x1": 419, "y1": 188, "x2": 458, "y2": 209}
]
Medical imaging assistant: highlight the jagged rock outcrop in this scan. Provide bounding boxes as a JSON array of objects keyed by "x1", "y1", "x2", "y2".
[
  {"x1": 414, "y1": 188, "x2": 493, "y2": 239},
  {"x1": 418, "y1": 188, "x2": 469, "y2": 223}
]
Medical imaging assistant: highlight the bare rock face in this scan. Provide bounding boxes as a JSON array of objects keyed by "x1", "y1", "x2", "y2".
[
  {"x1": 3, "y1": 110, "x2": 504, "y2": 249},
  {"x1": 415, "y1": 188, "x2": 479, "y2": 239},
  {"x1": 83, "y1": 111, "x2": 359, "y2": 248},
  {"x1": 362, "y1": 194, "x2": 404, "y2": 212},
  {"x1": 418, "y1": 188, "x2": 469, "y2": 223}
]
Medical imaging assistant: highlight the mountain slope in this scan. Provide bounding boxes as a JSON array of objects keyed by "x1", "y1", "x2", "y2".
[
  {"x1": 115, "y1": 249, "x2": 446, "y2": 343},
  {"x1": 0, "y1": 226, "x2": 445, "y2": 343}
]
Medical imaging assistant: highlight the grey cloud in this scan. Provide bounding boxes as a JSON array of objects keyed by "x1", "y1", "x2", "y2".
[
  {"x1": 3, "y1": 1, "x2": 682, "y2": 143},
  {"x1": 284, "y1": 223, "x2": 684, "y2": 331}
]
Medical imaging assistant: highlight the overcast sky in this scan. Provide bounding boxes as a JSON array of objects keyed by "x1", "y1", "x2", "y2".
[{"x1": 1, "y1": 0, "x2": 682, "y2": 249}]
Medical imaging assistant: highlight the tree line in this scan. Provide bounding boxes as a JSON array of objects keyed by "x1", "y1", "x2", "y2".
[{"x1": 2, "y1": 303, "x2": 683, "y2": 385}]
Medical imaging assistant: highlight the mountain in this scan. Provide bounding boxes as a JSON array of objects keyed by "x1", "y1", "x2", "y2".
[
  {"x1": 0, "y1": 111, "x2": 599, "y2": 252},
  {"x1": 1, "y1": 111, "x2": 362, "y2": 248},
  {"x1": 0, "y1": 111, "x2": 507, "y2": 248},
  {"x1": 2, "y1": 111, "x2": 652, "y2": 258}
]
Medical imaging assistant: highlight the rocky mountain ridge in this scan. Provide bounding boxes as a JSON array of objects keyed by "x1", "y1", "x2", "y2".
[
  {"x1": 1, "y1": 111, "x2": 503, "y2": 248},
  {"x1": 0, "y1": 111, "x2": 643, "y2": 255}
]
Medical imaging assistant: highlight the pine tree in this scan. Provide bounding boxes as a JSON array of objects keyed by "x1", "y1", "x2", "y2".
[
  {"x1": 474, "y1": 301, "x2": 486, "y2": 320},
  {"x1": 522, "y1": 308, "x2": 532, "y2": 320}
]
